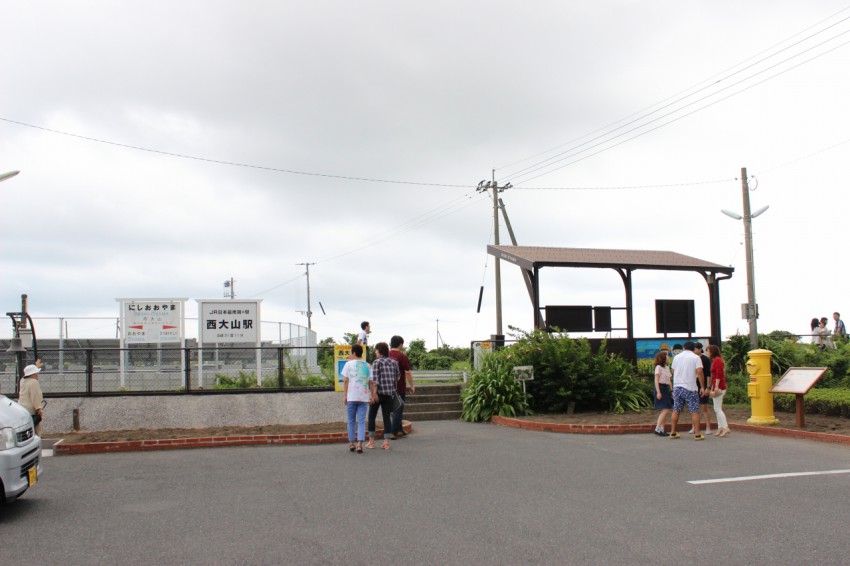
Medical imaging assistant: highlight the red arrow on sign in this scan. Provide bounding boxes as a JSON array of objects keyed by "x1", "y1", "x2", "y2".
[
  {"x1": 129, "y1": 325, "x2": 144, "y2": 330},
  {"x1": 163, "y1": 325, "x2": 177, "y2": 329}
]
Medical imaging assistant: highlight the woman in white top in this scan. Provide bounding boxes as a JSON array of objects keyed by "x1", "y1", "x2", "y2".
[{"x1": 653, "y1": 351, "x2": 673, "y2": 436}]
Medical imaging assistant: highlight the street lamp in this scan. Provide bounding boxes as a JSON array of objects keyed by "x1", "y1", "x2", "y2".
[
  {"x1": 0, "y1": 170, "x2": 20, "y2": 183},
  {"x1": 722, "y1": 167, "x2": 769, "y2": 350}
]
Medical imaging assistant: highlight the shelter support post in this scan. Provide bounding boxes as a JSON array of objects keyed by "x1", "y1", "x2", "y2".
[{"x1": 615, "y1": 268, "x2": 634, "y2": 340}]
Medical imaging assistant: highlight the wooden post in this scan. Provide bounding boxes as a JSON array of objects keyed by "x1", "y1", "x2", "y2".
[{"x1": 795, "y1": 394, "x2": 805, "y2": 428}]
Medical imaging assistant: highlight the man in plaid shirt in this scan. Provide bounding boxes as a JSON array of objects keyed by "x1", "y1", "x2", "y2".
[{"x1": 367, "y1": 342, "x2": 400, "y2": 450}]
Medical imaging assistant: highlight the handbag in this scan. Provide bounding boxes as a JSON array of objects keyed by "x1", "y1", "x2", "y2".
[
  {"x1": 391, "y1": 391, "x2": 405, "y2": 413},
  {"x1": 31, "y1": 412, "x2": 42, "y2": 427}
]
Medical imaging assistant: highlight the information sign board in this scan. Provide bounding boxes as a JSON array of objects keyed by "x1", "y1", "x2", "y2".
[{"x1": 769, "y1": 367, "x2": 827, "y2": 395}]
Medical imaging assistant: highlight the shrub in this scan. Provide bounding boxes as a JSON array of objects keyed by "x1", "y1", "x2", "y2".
[
  {"x1": 505, "y1": 328, "x2": 647, "y2": 413},
  {"x1": 461, "y1": 353, "x2": 531, "y2": 422},
  {"x1": 214, "y1": 371, "x2": 260, "y2": 389},
  {"x1": 419, "y1": 353, "x2": 455, "y2": 370},
  {"x1": 773, "y1": 388, "x2": 850, "y2": 418}
]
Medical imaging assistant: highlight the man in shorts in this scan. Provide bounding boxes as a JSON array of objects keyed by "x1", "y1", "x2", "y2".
[
  {"x1": 691, "y1": 342, "x2": 712, "y2": 436},
  {"x1": 669, "y1": 341, "x2": 707, "y2": 441}
]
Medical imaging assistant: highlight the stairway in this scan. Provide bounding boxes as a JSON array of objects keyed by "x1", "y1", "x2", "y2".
[{"x1": 404, "y1": 383, "x2": 463, "y2": 421}]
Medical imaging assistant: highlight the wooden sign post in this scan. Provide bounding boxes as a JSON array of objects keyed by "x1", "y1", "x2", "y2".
[{"x1": 769, "y1": 367, "x2": 828, "y2": 428}]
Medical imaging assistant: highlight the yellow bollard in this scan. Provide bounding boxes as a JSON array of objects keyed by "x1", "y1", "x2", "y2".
[{"x1": 746, "y1": 349, "x2": 779, "y2": 425}]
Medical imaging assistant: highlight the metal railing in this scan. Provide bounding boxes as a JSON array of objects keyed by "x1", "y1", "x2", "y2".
[{"x1": 1, "y1": 345, "x2": 335, "y2": 396}]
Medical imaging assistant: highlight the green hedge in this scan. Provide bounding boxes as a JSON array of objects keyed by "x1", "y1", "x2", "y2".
[{"x1": 773, "y1": 388, "x2": 850, "y2": 418}]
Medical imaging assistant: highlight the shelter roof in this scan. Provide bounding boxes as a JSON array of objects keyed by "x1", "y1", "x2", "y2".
[{"x1": 487, "y1": 245, "x2": 734, "y2": 275}]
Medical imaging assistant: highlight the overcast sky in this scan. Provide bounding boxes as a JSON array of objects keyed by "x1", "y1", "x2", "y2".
[{"x1": 2, "y1": 1, "x2": 849, "y2": 348}]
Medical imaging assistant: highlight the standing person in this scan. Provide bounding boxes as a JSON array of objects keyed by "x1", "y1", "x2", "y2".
[
  {"x1": 18, "y1": 364, "x2": 44, "y2": 435},
  {"x1": 691, "y1": 343, "x2": 712, "y2": 436},
  {"x1": 356, "y1": 321, "x2": 370, "y2": 345},
  {"x1": 388, "y1": 335, "x2": 414, "y2": 439},
  {"x1": 813, "y1": 318, "x2": 828, "y2": 349},
  {"x1": 341, "y1": 344, "x2": 371, "y2": 453},
  {"x1": 707, "y1": 345, "x2": 730, "y2": 437},
  {"x1": 833, "y1": 312, "x2": 846, "y2": 336},
  {"x1": 366, "y1": 342, "x2": 399, "y2": 450},
  {"x1": 810, "y1": 318, "x2": 821, "y2": 344},
  {"x1": 652, "y1": 351, "x2": 673, "y2": 436},
  {"x1": 669, "y1": 342, "x2": 706, "y2": 441}
]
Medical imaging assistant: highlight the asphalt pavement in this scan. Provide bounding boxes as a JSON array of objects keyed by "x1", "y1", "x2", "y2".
[{"x1": 2, "y1": 421, "x2": 849, "y2": 565}]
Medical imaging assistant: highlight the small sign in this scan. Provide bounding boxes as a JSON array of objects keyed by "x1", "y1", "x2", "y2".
[
  {"x1": 334, "y1": 344, "x2": 354, "y2": 392},
  {"x1": 513, "y1": 366, "x2": 534, "y2": 381},
  {"x1": 769, "y1": 367, "x2": 828, "y2": 395}
]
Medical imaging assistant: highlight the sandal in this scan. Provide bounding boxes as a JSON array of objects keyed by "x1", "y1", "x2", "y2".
[
  {"x1": 349, "y1": 443, "x2": 356, "y2": 452},
  {"x1": 381, "y1": 442, "x2": 390, "y2": 450},
  {"x1": 366, "y1": 441, "x2": 375, "y2": 449},
  {"x1": 356, "y1": 443, "x2": 363, "y2": 453}
]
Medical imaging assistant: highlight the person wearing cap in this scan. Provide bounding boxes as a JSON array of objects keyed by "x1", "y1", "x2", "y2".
[
  {"x1": 18, "y1": 364, "x2": 45, "y2": 435},
  {"x1": 690, "y1": 342, "x2": 713, "y2": 436}
]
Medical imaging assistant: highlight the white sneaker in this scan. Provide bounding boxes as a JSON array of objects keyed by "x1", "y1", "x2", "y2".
[{"x1": 687, "y1": 427, "x2": 695, "y2": 434}]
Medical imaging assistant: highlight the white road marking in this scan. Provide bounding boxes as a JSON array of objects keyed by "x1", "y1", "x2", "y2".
[
  {"x1": 42, "y1": 449, "x2": 53, "y2": 458},
  {"x1": 689, "y1": 469, "x2": 850, "y2": 485}
]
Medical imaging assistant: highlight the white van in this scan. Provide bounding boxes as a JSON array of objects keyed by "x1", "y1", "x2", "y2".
[{"x1": 0, "y1": 394, "x2": 42, "y2": 503}]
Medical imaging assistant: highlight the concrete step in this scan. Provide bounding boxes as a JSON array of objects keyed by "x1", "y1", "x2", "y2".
[
  {"x1": 406, "y1": 409, "x2": 461, "y2": 421},
  {"x1": 408, "y1": 393, "x2": 461, "y2": 403},
  {"x1": 404, "y1": 401, "x2": 463, "y2": 413},
  {"x1": 410, "y1": 383, "x2": 463, "y2": 396},
  {"x1": 404, "y1": 383, "x2": 462, "y2": 421}
]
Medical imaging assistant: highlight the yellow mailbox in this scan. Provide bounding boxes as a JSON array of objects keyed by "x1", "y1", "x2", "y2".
[{"x1": 746, "y1": 348, "x2": 779, "y2": 425}]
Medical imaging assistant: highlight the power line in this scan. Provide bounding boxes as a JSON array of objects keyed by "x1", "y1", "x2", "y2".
[
  {"x1": 511, "y1": 33, "x2": 850, "y2": 186},
  {"x1": 0, "y1": 116, "x2": 471, "y2": 189},
  {"x1": 499, "y1": 12, "x2": 850, "y2": 184},
  {"x1": 496, "y1": 6, "x2": 850, "y2": 174}
]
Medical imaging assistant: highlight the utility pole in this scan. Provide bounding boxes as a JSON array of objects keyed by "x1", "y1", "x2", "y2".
[
  {"x1": 741, "y1": 168, "x2": 759, "y2": 350},
  {"x1": 477, "y1": 172, "x2": 512, "y2": 344},
  {"x1": 722, "y1": 167, "x2": 768, "y2": 351},
  {"x1": 296, "y1": 262, "x2": 316, "y2": 330}
]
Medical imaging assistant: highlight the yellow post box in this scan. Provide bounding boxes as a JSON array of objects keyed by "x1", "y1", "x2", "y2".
[{"x1": 746, "y1": 348, "x2": 779, "y2": 425}]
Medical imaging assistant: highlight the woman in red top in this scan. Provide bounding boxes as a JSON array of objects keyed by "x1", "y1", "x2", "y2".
[{"x1": 707, "y1": 345, "x2": 729, "y2": 437}]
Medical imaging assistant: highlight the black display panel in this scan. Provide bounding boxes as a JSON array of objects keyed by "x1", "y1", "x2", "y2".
[
  {"x1": 546, "y1": 306, "x2": 594, "y2": 332},
  {"x1": 655, "y1": 299, "x2": 695, "y2": 334},
  {"x1": 593, "y1": 306, "x2": 612, "y2": 332}
]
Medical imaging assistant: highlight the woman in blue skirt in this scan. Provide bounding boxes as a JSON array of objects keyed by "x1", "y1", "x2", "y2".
[{"x1": 653, "y1": 351, "x2": 673, "y2": 436}]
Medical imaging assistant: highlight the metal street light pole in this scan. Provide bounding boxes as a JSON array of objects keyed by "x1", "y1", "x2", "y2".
[{"x1": 721, "y1": 167, "x2": 768, "y2": 350}]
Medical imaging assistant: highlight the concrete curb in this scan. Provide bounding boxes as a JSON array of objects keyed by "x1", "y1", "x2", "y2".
[
  {"x1": 490, "y1": 416, "x2": 850, "y2": 446},
  {"x1": 54, "y1": 423, "x2": 412, "y2": 456}
]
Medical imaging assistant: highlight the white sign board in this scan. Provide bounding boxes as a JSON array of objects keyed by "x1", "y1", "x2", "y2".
[
  {"x1": 198, "y1": 300, "x2": 261, "y2": 344},
  {"x1": 117, "y1": 298, "x2": 186, "y2": 344}
]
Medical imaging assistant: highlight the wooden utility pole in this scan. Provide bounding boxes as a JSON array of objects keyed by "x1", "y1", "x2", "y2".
[{"x1": 477, "y1": 173, "x2": 512, "y2": 343}]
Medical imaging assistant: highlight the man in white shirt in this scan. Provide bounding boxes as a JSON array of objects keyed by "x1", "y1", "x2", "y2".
[{"x1": 669, "y1": 341, "x2": 707, "y2": 440}]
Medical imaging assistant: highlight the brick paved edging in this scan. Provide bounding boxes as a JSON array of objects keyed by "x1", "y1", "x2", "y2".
[
  {"x1": 490, "y1": 416, "x2": 850, "y2": 446},
  {"x1": 54, "y1": 423, "x2": 411, "y2": 456}
]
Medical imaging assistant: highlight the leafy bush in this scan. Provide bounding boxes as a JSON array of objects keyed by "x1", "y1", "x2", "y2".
[
  {"x1": 773, "y1": 388, "x2": 850, "y2": 418},
  {"x1": 723, "y1": 373, "x2": 750, "y2": 405},
  {"x1": 419, "y1": 353, "x2": 455, "y2": 370},
  {"x1": 214, "y1": 371, "x2": 260, "y2": 389},
  {"x1": 461, "y1": 353, "x2": 531, "y2": 422},
  {"x1": 504, "y1": 328, "x2": 647, "y2": 413}
]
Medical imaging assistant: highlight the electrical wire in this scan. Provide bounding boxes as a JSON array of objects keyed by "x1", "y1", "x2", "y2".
[
  {"x1": 512, "y1": 34, "x2": 850, "y2": 186},
  {"x1": 499, "y1": 12, "x2": 850, "y2": 185},
  {"x1": 510, "y1": 178, "x2": 735, "y2": 190},
  {"x1": 0, "y1": 117, "x2": 472, "y2": 189},
  {"x1": 316, "y1": 191, "x2": 489, "y2": 264},
  {"x1": 756, "y1": 136, "x2": 850, "y2": 175}
]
